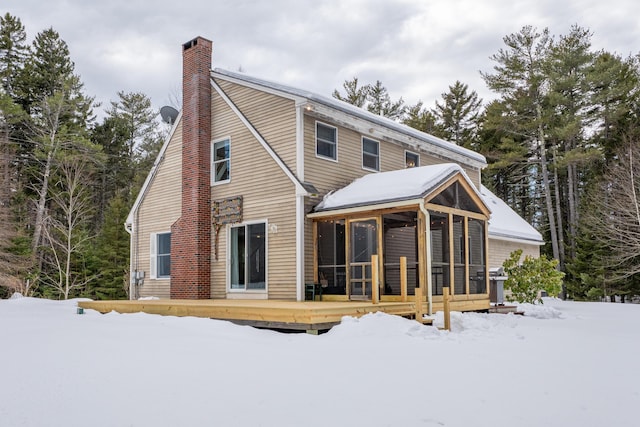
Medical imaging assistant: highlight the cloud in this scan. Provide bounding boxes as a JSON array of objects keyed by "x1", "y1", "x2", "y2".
[{"x1": 3, "y1": 0, "x2": 640, "y2": 119}]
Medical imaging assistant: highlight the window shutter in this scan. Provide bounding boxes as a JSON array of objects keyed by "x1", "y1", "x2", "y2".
[{"x1": 150, "y1": 233, "x2": 157, "y2": 279}]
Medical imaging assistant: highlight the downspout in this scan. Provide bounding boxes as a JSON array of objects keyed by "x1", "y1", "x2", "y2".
[
  {"x1": 295, "y1": 103, "x2": 305, "y2": 301},
  {"x1": 419, "y1": 200, "x2": 433, "y2": 315},
  {"x1": 125, "y1": 222, "x2": 135, "y2": 299}
]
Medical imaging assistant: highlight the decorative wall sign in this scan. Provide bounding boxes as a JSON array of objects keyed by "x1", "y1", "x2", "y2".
[
  {"x1": 212, "y1": 196, "x2": 243, "y2": 260},
  {"x1": 212, "y1": 196, "x2": 243, "y2": 225}
]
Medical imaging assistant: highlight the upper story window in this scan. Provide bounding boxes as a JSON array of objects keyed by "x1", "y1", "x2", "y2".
[
  {"x1": 212, "y1": 138, "x2": 230, "y2": 184},
  {"x1": 405, "y1": 151, "x2": 420, "y2": 168},
  {"x1": 362, "y1": 137, "x2": 380, "y2": 171},
  {"x1": 316, "y1": 122, "x2": 337, "y2": 161}
]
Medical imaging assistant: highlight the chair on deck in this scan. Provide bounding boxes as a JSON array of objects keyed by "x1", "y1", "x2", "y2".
[{"x1": 305, "y1": 283, "x2": 323, "y2": 301}]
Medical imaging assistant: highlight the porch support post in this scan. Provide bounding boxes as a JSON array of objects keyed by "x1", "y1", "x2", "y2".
[
  {"x1": 400, "y1": 256, "x2": 407, "y2": 302},
  {"x1": 419, "y1": 201, "x2": 433, "y2": 315},
  {"x1": 372, "y1": 254, "x2": 379, "y2": 304}
]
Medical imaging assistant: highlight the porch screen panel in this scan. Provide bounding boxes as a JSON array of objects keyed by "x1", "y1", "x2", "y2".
[
  {"x1": 468, "y1": 218, "x2": 486, "y2": 294},
  {"x1": 383, "y1": 212, "x2": 418, "y2": 295},
  {"x1": 430, "y1": 212, "x2": 449, "y2": 295},
  {"x1": 350, "y1": 219, "x2": 378, "y2": 298},
  {"x1": 317, "y1": 220, "x2": 346, "y2": 295},
  {"x1": 453, "y1": 215, "x2": 466, "y2": 295}
]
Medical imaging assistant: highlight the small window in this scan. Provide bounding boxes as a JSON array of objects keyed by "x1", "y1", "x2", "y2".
[
  {"x1": 156, "y1": 232, "x2": 171, "y2": 278},
  {"x1": 362, "y1": 137, "x2": 379, "y2": 171},
  {"x1": 212, "y1": 138, "x2": 230, "y2": 184},
  {"x1": 405, "y1": 151, "x2": 419, "y2": 168},
  {"x1": 316, "y1": 122, "x2": 337, "y2": 160}
]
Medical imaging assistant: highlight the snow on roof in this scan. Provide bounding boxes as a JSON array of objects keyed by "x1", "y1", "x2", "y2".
[
  {"x1": 314, "y1": 163, "x2": 474, "y2": 211},
  {"x1": 479, "y1": 185, "x2": 544, "y2": 244},
  {"x1": 212, "y1": 68, "x2": 487, "y2": 166}
]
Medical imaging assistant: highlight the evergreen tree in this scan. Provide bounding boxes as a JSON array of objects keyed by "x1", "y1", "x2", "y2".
[
  {"x1": 482, "y1": 26, "x2": 562, "y2": 267},
  {"x1": 366, "y1": 80, "x2": 405, "y2": 120},
  {"x1": 402, "y1": 101, "x2": 440, "y2": 135},
  {"x1": 433, "y1": 80, "x2": 482, "y2": 149},
  {"x1": 332, "y1": 78, "x2": 405, "y2": 121},
  {"x1": 84, "y1": 192, "x2": 130, "y2": 300},
  {"x1": 332, "y1": 77, "x2": 369, "y2": 107},
  {"x1": 0, "y1": 13, "x2": 29, "y2": 98}
]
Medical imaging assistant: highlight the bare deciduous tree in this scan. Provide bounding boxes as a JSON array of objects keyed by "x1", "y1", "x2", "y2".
[
  {"x1": 41, "y1": 153, "x2": 98, "y2": 299},
  {"x1": 583, "y1": 141, "x2": 640, "y2": 281}
]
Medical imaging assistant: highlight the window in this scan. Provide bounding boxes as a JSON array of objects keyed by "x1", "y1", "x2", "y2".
[
  {"x1": 230, "y1": 222, "x2": 266, "y2": 291},
  {"x1": 362, "y1": 137, "x2": 379, "y2": 171},
  {"x1": 150, "y1": 232, "x2": 171, "y2": 279},
  {"x1": 212, "y1": 138, "x2": 230, "y2": 184},
  {"x1": 316, "y1": 122, "x2": 337, "y2": 160},
  {"x1": 405, "y1": 151, "x2": 419, "y2": 168}
]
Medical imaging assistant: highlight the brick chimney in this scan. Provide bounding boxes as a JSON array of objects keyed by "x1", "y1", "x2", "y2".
[{"x1": 170, "y1": 37, "x2": 212, "y2": 299}]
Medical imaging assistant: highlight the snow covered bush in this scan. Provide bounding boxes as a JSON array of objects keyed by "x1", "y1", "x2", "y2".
[{"x1": 502, "y1": 249, "x2": 565, "y2": 304}]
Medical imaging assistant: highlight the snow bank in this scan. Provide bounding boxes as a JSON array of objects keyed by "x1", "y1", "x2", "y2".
[{"x1": 1, "y1": 297, "x2": 638, "y2": 427}]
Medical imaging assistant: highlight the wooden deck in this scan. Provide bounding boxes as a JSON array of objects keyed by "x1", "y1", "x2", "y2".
[{"x1": 78, "y1": 298, "x2": 489, "y2": 332}]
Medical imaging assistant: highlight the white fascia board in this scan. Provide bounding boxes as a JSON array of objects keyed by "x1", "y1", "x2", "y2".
[
  {"x1": 210, "y1": 78, "x2": 308, "y2": 196},
  {"x1": 125, "y1": 110, "x2": 183, "y2": 227},
  {"x1": 306, "y1": 102, "x2": 486, "y2": 171},
  {"x1": 307, "y1": 199, "x2": 422, "y2": 219}
]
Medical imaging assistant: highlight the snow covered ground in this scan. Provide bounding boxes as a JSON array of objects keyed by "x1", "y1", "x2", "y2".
[{"x1": 1, "y1": 296, "x2": 638, "y2": 427}]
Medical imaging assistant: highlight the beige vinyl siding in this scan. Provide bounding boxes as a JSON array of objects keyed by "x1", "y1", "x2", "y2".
[
  {"x1": 211, "y1": 87, "x2": 298, "y2": 300},
  {"x1": 135, "y1": 121, "x2": 183, "y2": 299},
  {"x1": 488, "y1": 238, "x2": 541, "y2": 269},
  {"x1": 303, "y1": 114, "x2": 479, "y2": 194},
  {"x1": 214, "y1": 79, "x2": 297, "y2": 173}
]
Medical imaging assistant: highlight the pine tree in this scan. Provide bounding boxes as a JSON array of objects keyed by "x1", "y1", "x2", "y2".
[
  {"x1": 433, "y1": 80, "x2": 482, "y2": 149},
  {"x1": 332, "y1": 77, "x2": 369, "y2": 107},
  {"x1": 84, "y1": 191, "x2": 130, "y2": 300},
  {"x1": 402, "y1": 101, "x2": 439, "y2": 135}
]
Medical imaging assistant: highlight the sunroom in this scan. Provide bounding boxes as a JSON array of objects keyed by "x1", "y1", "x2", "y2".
[{"x1": 308, "y1": 163, "x2": 492, "y2": 314}]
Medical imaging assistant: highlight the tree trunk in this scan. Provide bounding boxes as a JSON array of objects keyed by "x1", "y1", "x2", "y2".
[
  {"x1": 567, "y1": 162, "x2": 578, "y2": 259},
  {"x1": 553, "y1": 152, "x2": 565, "y2": 270},
  {"x1": 32, "y1": 147, "x2": 54, "y2": 254},
  {"x1": 537, "y1": 104, "x2": 560, "y2": 263}
]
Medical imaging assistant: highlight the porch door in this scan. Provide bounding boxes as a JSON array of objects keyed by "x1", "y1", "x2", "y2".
[{"x1": 349, "y1": 219, "x2": 378, "y2": 300}]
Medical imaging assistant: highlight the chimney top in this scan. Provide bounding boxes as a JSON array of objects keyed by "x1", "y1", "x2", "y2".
[{"x1": 183, "y1": 36, "x2": 212, "y2": 52}]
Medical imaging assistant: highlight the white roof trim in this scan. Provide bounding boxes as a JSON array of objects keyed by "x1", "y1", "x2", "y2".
[
  {"x1": 312, "y1": 163, "x2": 489, "y2": 214},
  {"x1": 212, "y1": 68, "x2": 487, "y2": 168},
  {"x1": 125, "y1": 110, "x2": 183, "y2": 227},
  {"x1": 210, "y1": 77, "x2": 308, "y2": 195}
]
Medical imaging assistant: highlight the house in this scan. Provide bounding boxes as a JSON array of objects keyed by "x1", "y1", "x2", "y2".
[{"x1": 125, "y1": 36, "x2": 543, "y2": 314}]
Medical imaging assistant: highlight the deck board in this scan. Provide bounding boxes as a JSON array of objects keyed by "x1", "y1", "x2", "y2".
[{"x1": 77, "y1": 298, "x2": 488, "y2": 331}]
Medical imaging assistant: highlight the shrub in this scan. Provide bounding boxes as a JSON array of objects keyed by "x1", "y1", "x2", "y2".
[{"x1": 502, "y1": 249, "x2": 565, "y2": 304}]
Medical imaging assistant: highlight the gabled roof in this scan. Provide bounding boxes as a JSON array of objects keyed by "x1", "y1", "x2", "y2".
[
  {"x1": 312, "y1": 163, "x2": 485, "y2": 212},
  {"x1": 479, "y1": 185, "x2": 544, "y2": 244},
  {"x1": 212, "y1": 68, "x2": 487, "y2": 168}
]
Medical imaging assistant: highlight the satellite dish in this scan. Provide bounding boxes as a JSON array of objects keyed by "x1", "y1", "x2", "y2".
[{"x1": 160, "y1": 106, "x2": 179, "y2": 124}]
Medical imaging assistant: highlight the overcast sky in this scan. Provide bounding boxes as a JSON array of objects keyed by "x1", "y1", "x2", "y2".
[{"x1": 3, "y1": 0, "x2": 640, "y2": 120}]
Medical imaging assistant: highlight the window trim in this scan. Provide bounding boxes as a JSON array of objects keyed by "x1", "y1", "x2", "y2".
[
  {"x1": 361, "y1": 136, "x2": 380, "y2": 172},
  {"x1": 315, "y1": 121, "x2": 338, "y2": 162},
  {"x1": 227, "y1": 220, "x2": 269, "y2": 293},
  {"x1": 211, "y1": 137, "x2": 231, "y2": 186},
  {"x1": 405, "y1": 150, "x2": 420, "y2": 168},
  {"x1": 150, "y1": 231, "x2": 171, "y2": 280}
]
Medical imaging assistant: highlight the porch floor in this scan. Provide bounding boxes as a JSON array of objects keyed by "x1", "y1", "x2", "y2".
[{"x1": 77, "y1": 299, "x2": 424, "y2": 331}]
